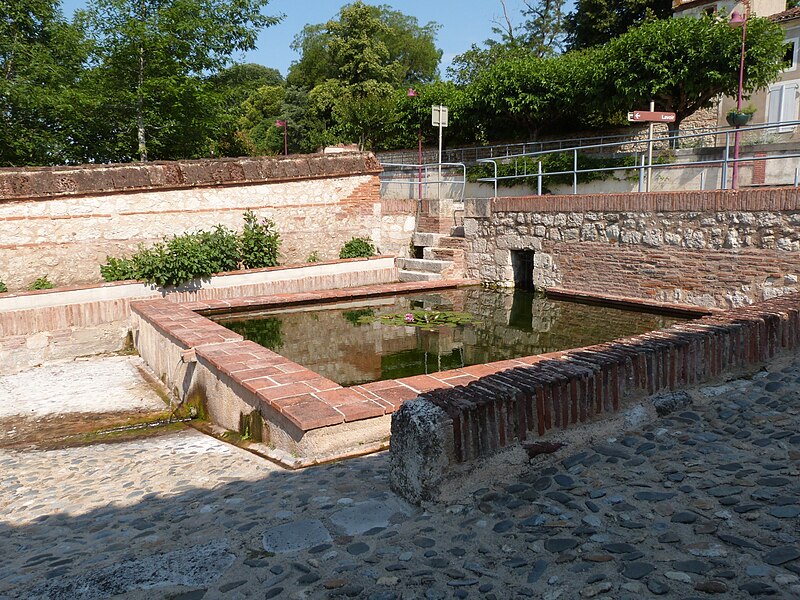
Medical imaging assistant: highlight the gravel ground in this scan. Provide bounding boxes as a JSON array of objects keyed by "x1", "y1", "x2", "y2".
[{"x1": 0, "y1": 355, "x2": 799, "y2": 599}]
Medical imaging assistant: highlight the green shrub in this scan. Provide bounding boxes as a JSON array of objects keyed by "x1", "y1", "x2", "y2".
[
  {"x1": 101, "y1": 256, "x2": 138, "y2": 282},
  {"x1": 339, "y1": 237, "x2": 375, "y2": 259},
  {"x1": 306, "y1": 251, "x2": 320, "y2": 263},
  {"x1": 240, "y1": 210, "x2": 280, "y2": 269},
  {"x1": 100, "y1": 212, "x2": 281, "y2": 288},
  {"x1": 29, "y1": 276, "x2": 54, "y2": 291},
  {"x1": 0, "y1": 281, "x2": 7, "y2": 293}
]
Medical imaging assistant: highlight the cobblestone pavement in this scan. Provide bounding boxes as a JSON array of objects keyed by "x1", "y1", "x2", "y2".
[{"x1": 1, "y1": 356, "x2": 799, "y2": 599}]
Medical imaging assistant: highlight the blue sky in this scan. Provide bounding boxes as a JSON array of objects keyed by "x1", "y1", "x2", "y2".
[{"x1": 58, "y1": 0, "x2": 552, "y2": 77}]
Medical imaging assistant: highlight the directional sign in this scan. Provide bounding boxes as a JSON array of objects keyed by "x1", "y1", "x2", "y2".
[
  {"x1": 432, "y1": 105, "x2": 449, "y2": 127},
  {"x1": 627, "y1": 110, "x2": 676, "y2": 123}
]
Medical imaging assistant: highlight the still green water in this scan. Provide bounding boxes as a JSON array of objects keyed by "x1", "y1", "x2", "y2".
[{"x1": 214, "y1": 288, "x2": 687, "y2": 387}]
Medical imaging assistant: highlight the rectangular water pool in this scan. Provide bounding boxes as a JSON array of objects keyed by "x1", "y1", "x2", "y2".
[{"x1": 213, "y1": 287, "x2": 688, "y2": 387}]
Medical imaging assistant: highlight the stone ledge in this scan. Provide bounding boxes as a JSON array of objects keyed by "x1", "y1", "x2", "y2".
[
  {"x1": 389, "y1": 292, "x2": 800, "y2": 503},
  {"x1": 0, "y1": 153, "x2": 382, "y2": 201}
]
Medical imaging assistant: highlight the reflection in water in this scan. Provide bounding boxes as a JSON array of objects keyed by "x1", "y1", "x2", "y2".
[{"x1": 215, "y1": 288, "x2": 687, "y2": 387}]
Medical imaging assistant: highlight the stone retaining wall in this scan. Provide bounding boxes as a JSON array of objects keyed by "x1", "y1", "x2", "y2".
[
  {"x1": 465, "y1": 189, "x2": 800, "y2": 308},
  {"x1": 0, "y1": 154, "x2": 384, "y2": 291},
  {"x1": 0, "y1": 257, "x2": 397, "y2": 375},
  {"x1": 390, "y1": 293, "x2": 800, "y2": 504}
]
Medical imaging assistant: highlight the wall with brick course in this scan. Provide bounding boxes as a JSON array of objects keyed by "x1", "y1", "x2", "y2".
[
  {"x1": 464, "y1": 189, "x2": 800, "y2": 308},
  {"x1": 0, "y1": 257, "x2": 397, "y2": 375},
  {"x1": 0, "y1": 153, "x2": 387, "y2": 291},
  {"x1": 390, "y1": 292, "x2": 800, "y2": 503}
]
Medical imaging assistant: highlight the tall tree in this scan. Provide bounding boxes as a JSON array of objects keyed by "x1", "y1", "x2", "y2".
[
  {"x1": 565, "y1": 0, "x2": 671, "y2": 50},
  {"x1": 601, "y1": 15, "x2": 786, "y2": 134},
  {"x1": 287, "y1": 1, "x2": 441, "y2": 90},
  {"x1": 0, "y1": 0, "x2": 87, "y2": 166},
  {"x1": 448, "y1": 0, "x2": 565, "y2": 85},
  {"x1": 521, "y1": 0, "x2": 567, "y2": 57},
  {"x1": 76, "y1": 0, "x2": 281, "y2": 162}
]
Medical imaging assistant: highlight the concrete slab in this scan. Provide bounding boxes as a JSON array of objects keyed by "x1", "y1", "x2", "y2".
[
  {"x1": 262, "y1": 519, "x2": 332, "y2": 553},
  {"x1": 0, "y1": 356, "x2": 167, "y2": 418},
  {"x1": 328, "y1": 496, "x2": 413, "y2": 535}
]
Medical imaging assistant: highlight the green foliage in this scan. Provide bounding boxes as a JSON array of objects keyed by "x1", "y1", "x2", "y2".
[
  {"x1": 306, "y1": 251, "x2": 320, "y2": 263},
  {"x1": 0, "y1": 281, "x2": 7, "y2": 293},
  {"x1": 29, "y1": 276, "x2": 55, "y2": 291},
  {"x1": 343, "y1": 308, "x2": 374, "y2": 326},
  {"x1": 600, "y1": 16, "x2": 786, "y2": 130},
  {"x1": 359, "y1": 309, "x2": 478, "y2": 330},
  {"x1": 0, "y1": 0, "x2": 89, "y2": 166},
  {"x1": 288, "y1": 2, "x2": 441, "y2": 90},
  {"x1": 100, "y1": 256, "x2": 138, "y2": 282},
  {"x1": 467, "y1": 153, "x2": 636, "y2": 191},
  {"x1": 240, "y1": 210, "x2": 280, "y2": 269},
  {"x1": 73, "y1": 0, "x2": 282, "y2": 162},
  {"x1": 565, "y1": 0, "x2": 672, "y2": 50},
  {"x1": 101, "y1": 212, "x2": 280, "y2": 287},
  {"x1": 339, "y1": 237, "x2": 376, "y2": 259}
]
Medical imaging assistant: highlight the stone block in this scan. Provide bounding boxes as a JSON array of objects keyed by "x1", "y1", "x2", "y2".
[{"x1": 390, "y1": 399, "x2": 455, "y2": 504}]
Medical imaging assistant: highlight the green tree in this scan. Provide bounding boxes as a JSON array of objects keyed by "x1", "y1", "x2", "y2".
[
  {"x1": 565, "y1": 0, "x2": 671, "y2": 50},
  {"x1": 76, "y1": 0, "x2": 281, "y2": 162},
  {"x1": 448, "y1": 0, "x2": 565, "y2": 86},
  {"x1": 237, "y1": 84, "x2": 285, "y2": 154},
  {"x1": 521, "y1": 0, "x2": 568, "y2": 57},
  {"x1": 0, "y1": 0, "x2": 88, "y2": 166},
  {"x1": 602, "y1": 15, "x2": 786, "y2": 135},
  {"x1": 287, "y1": 2, "x2": 441, "y2": 90}
]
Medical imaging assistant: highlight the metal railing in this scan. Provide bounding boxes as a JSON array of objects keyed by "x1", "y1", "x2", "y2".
[
  {"x1": 380, "y1": 162, "x2": 467, "y2": 201},
  {"x1": 375, "y1": 126, "x2": 722, "y2": 167},
  {"x1": 476, "y1": 121, "x2": 800, "y2": 197}
]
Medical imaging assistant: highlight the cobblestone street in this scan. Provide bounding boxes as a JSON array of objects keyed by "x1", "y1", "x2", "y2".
[{"x1": 1, "y1": 355, "x2": 799, "y2": 599}]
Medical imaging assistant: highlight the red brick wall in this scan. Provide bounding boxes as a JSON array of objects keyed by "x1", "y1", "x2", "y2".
[{"x1": 418, "y1": 293, "x2": 800, "y2": 463}]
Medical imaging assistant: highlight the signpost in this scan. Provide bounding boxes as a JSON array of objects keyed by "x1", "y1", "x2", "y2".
[
  {"x1": 627, "y1": 111, "x2": 676, "y2": 122},
  {"x1": 628, "y1": 107, "x2": 676, "y2": 192},
  {"x1": 432, "y1": 105, "x2": 448, "y2": 199}
]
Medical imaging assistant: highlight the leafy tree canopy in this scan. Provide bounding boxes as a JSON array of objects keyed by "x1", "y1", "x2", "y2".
[
  {"x1": 0, "y1": 0, "x2": 88, "y2": 165},
  {"x1": 601, "y1": 15, "x2": 786, "y2": 130},
  {"x1": 287, "y1": 1, "x2": 442, "y2": 90},
  {"x1": 565, "y1": 0, "x2": 672, "y2": 49},
  {"x1": 74, "y1": 0, "x2": 281, "y2": 162}
]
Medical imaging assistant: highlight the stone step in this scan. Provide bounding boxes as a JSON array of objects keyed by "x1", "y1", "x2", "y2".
[
  {"x1": 398, "y1": 270, "x2": 443, "y2": 282},
  {"x1": 412, "y1": 232, "x2": 444, "y2": 248},
  {"x1": 424, "y1": 247, "x2": 464, "y2": 262},
  {"x1": 396, "y1": 258, "x2": 452, "y2": 274},
  {"x1": 437, "y1": 236, "x2": 466, "y2": 249}
]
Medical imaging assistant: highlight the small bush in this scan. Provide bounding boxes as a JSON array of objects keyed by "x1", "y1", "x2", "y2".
[
  {"x1": 101, "y1": 256, "x2": 138, "y2": 282},
  {"x1": 339, "y1": 237, "x2": 375, "y2": 259},
  {"x1": 100, "y1": 212, "x2": 281, "y2": 288},
  {"x1": 306, "y1": 251, "x2": 320, "y2": 263},
  {"x1": 240, "y1": 210, "x2": 280, "y2": 269},
  {"x1": 29, "y1": 276, "x2": 54, "y2": 291},
  {"x1": 0, "y1": 281, "x2": 7, "y2": 293}
]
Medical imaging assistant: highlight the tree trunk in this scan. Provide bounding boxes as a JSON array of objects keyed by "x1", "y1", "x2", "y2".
[
  {"x1": 136, "y1": 0, "x2": 147, "y2": 162},
  {"x1": 667, "y1": 120, "x2": 680, "y2": 150},
  {"x1": 136, "y1": 44, "x2": 147, "y2": 162}
]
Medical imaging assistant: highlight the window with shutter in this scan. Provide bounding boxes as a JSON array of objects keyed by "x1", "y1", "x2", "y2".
[{"x1": 767, "y1": 81, "x2": 800, "y2": 133}]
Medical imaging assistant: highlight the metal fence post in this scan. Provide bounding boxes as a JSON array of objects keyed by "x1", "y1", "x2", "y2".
[
  {"x1": 573, "y1": 149, "x2": 578, "y2": 195},
  {"x1": 722, "y1": 131, "x2": 730, "y2": 190},
  {"x1": 638, "y1": 155, "x2": 645, "y2": 192},
  {"x1": 538, "y1": 161, "x2": 543, "y2": 196}
]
